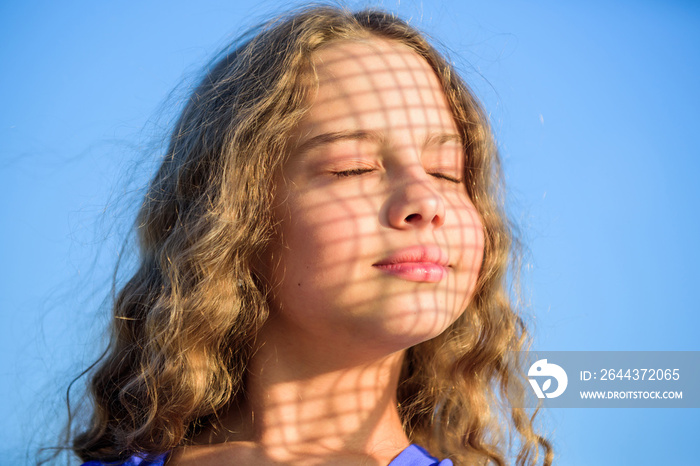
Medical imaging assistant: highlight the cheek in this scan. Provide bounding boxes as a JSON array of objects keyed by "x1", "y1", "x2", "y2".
[
  {"x1": 269, "y1": 193, "x2": 374, "y2": 299},
  {"x1": 445, "y1": 197, "x2": 485, "y2": 297},
  {"x1": 283, "y1": 192, "x2": 379, "y2": 265},
  {"x1": 461, "y1": 202, "x2": 485, "y2": 274}
]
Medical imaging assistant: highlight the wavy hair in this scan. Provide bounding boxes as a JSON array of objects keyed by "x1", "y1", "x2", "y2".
[{"x1": 70, "y1": 5, "x2": 551, "y2": 465}]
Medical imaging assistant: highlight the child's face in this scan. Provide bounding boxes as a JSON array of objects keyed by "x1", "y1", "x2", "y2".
[{"x1": 266, "y1": 39, "x2": 484, "y2": 357}]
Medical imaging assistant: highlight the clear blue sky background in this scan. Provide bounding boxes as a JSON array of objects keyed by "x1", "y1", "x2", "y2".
[{"x1": 2, "y1": 0, "x2": 698, "y2": 464}]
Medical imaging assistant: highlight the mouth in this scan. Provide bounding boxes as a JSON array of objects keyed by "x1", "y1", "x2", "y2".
[{"x1": 372, "y1": 246, "x2": 450, "y2": 283}]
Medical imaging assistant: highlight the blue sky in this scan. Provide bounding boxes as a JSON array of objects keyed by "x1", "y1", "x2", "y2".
[{"x1": 2, "y1": 0, "x2": 699, "y2": 464}]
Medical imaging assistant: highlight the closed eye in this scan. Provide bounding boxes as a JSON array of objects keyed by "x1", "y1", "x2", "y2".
[
  {"x1": 428, "y1": 172, "x2": 462, "y2": 184},
  {"x1": 332, "y1": 168, "x2": 376, "y2": 178}
]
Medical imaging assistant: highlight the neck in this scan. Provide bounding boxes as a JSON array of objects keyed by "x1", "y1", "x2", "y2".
[{"x1": 200, "y1": 320, "x2": 411, "y2": 464}]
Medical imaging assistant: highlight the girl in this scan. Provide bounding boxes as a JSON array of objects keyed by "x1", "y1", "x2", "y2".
[{"x1": 71, "y1": 5, "x2": 551, "y2": 465}]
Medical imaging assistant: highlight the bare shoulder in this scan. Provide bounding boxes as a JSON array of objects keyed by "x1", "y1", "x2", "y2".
[
  {"x1": 167, "y1": 442, "x2": 260, "y2": 466},
  {"x1": 167, "y1": 443, "x2": 393, "y2": 466}
]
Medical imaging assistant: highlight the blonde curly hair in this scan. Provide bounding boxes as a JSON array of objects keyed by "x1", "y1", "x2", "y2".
[{"x1": 71, "y1": 6, "x2": 551, "y2": 465}]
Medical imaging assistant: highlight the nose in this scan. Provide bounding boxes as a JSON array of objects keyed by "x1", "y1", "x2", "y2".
[{"x1": 384, "y1": 171, "x2": 446, "y2": 229}]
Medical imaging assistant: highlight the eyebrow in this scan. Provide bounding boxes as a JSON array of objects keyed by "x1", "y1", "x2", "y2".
[
  {"x1": 295, "y1": 130, "x2": 384, "y2": 154},
  {"x1": 295, "y1": 130, "x2": 463, "y2": 154},
  {"x1": 423, "y1": 133, "x2": 463, "y2": 148}
]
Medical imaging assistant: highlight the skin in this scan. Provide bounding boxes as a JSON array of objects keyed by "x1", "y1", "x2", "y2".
[{"x1": 171, "y1": 38, "x2": 484, "y2": 466}]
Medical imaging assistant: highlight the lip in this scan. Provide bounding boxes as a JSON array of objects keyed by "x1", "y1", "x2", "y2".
[{"x1": 372, "y1": 246, "x2": 450, "y2": 283}]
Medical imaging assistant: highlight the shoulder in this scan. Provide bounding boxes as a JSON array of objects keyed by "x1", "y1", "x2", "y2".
[
  {"x1": 388, "y1": 444, "x2": 453, "y2": 466},
  {"x1": 81, "y1": 452, "x2": 168, "y2": 466},
  {"x1": 81, "y1": 445, "x2": 449, "y2": 466},
  {"x1": 166, "y1": 442, "x2": 260, "y2": 466}
]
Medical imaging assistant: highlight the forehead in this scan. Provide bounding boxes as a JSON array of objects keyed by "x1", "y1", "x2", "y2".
[{"x1": 300, "y1": 38, "x2": 458, "y2": 139}]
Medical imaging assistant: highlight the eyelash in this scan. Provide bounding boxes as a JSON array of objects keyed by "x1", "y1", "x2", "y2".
[
  {"x1": 332, "y1": 169, "x2": 462, "y2": 184},
  {"x1": 332, "y1": 168, "x2": 375, "y2": 178},
  {"x1": 428, "y1": 172, "x2": 463, "y2": 184}
]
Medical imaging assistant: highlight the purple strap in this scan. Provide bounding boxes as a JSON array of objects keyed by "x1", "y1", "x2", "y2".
[
  {"x1": 388, "y1": 444, "x2": 453, "y2": 466},
  {"x1": 82, "y1": 444, "x2": 451, "y2": 465}
]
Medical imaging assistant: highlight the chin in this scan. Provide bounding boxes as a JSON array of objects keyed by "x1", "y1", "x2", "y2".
[{"x1": 353, "y1": 304, "x2": 462, "y2": 353}]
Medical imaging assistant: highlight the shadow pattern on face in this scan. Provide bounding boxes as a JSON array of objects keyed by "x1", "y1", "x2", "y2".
[{"x1": 72, "y1": 8, "x2": 551, "y2": 466}]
